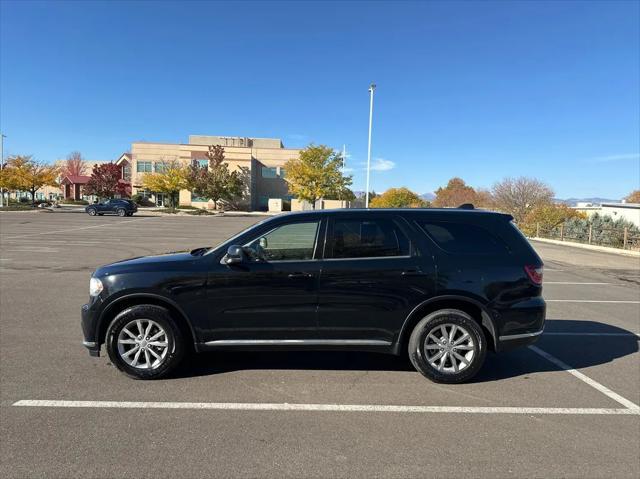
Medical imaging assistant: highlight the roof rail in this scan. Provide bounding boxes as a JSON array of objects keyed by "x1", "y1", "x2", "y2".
[{"x1": 457, "y1": 203, "x2": 475, "y2": 210}]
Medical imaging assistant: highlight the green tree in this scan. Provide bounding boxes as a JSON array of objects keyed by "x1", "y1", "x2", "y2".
[
  {"x1": 142, "y1": 160, "x2": 188, "y2": 207},
  {"x1": 370, "y1": 187, "x2": 429, "y2": 208},
  {"x1": 283, "y1": 145, "x2": 352, "y2": 208},
  {"x1": 186, "y1": 145, "x2": 244, "y2": 209},
  {"x1": 520, "y1": 203, "x2": 585, "y2": 236},
  {"x1": 2, "y1": 155, "x2": 58, "y2": 204}
]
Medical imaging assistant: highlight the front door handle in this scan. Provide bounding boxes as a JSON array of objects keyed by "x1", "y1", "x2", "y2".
[
  {"x1": 287, "y1": 272, "x2": 313, "y2": 279},
  {"x1": 401, "y1": 269, "x2": 428, "y2": 277}
]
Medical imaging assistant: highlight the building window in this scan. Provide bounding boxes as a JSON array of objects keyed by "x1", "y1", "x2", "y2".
[
  {"x1": 261, "y1": 167, "x2": 278, "y2": 178},
  {"x1": 154, "y1": 162, "x2": 167, "y2": 173},
  {"x1": 278, "y1": 168, "x2": 286, "y2": 179},
  {"x1": 137, "y1": 161, "x2": 152, "y2": 173},
  {"x1": 191, "y1": 190, "x2": 208, "y2": 202},
  {"x1": 123, "y1": 165, "x2": 131, "y2": 181},
  {"x1": 193, "y1": 159, "x2": 208, "y2": 169}
]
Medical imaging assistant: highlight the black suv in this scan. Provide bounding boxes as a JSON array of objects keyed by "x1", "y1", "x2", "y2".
[
  {"x1": 86, "y1": 199, "x2": 137, "y2": 217},
  {"x1": 81, "y1": 208, "x2": 545, "y2": 383}
]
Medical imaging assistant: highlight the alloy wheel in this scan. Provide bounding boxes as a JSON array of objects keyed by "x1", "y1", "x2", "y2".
[
  {"x1": 423, "y1": 323, "x2": 476, "y2": 374},
  {"x1": 117, "y1": 319, "x2": 169, "y2": 369}
]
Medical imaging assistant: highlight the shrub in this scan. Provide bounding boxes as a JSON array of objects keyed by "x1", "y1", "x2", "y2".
[
  {"x1": 131, "y1": 194, "x2": 154, "y2": 207},
  {"x1": 520, "y1": 203, "x2": 585, "y2": 237},
  {"x1": 186, "y1": 209, "x2": 215, "y2": 215},
  {"x1": 564, "y1": 213, "x2": 639, "y2": 248}
]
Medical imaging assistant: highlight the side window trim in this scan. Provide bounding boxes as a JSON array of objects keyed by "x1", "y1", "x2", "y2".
[{"x1": 323, "y1": 215, "x2": 415, "y2": 260}]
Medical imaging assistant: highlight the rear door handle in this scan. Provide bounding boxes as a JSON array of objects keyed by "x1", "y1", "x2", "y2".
[
  {"x1": 288, "y1": 272, "x2": 313, "y2": 279},
  {"x1": 401, "y1": 269, "x2": 428, "y2": 277}
]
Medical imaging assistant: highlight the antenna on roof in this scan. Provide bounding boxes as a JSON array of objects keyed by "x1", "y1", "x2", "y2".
[{"x1": 458, "y1": 203, "x2": 475, "y2": 210}]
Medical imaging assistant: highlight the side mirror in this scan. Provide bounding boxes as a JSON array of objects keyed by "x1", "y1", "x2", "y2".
[{"x1": 225, "y1": 245, "x2": 245, "y2": 265}]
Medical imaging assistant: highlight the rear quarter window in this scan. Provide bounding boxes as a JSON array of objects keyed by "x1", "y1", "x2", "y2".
[{"x1": 416, "y1": 220, "x2": 508, "y2": 255}]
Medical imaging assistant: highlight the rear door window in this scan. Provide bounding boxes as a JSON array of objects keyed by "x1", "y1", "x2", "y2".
[
  {"x1": 416, "y1": 220, "x2": 507, "y2": 255},
  {"x1": 327, "y1": 217, "x2": 411, "y2": 259}
]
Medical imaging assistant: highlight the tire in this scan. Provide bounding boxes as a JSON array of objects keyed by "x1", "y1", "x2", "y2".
[
  {"x1": 408, "y1": 309, "x2": 486, "y2": 384},
  {"x1": 87, "y1": 208, "x2": 97, "y2": 216},
  {"x1": 117, "y1": 208, "x2": 126, "y2": 217},
  {"x1": 105, "y1": 305, "x2": 185, "y2": 380}
]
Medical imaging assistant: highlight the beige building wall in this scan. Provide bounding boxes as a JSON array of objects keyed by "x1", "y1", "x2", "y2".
[{"x1": 130, "y1": 136, "x2": 299, "y2": 210}]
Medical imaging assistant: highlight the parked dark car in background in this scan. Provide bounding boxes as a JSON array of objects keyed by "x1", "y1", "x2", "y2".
[
  {"x1": 81, "y1": 207, "x2": 545, "y2": 383},
  {"x1": 86, "y1": 199, "x2": 137, "y2": 217}
]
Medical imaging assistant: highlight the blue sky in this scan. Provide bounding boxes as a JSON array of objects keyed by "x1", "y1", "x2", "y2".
[{"x1": 1, "y1": 0, "x2": 638, "y2": 199}]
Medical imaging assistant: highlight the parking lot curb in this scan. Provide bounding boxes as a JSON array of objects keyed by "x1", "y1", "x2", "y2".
[{"x1": 531, "y1": 237, "x2": 640, "y2": 258}]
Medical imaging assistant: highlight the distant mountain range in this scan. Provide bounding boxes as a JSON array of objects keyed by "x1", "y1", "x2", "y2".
[
  {"x1": 420, "y1": 192, "x2": 436, "y2": 201},
  {"x1": 355, "y1": 191, "x2": 621, "y2": 207}
]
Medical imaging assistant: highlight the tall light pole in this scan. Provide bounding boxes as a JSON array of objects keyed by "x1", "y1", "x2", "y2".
[
  {"x1": 0, "y1": 134, "x2": 5, "y2": 208},
  {"x1": 365, "y1": 83, "x2": 376, "y2": 208},
  {"x1": 342, "y1": 144, "x2": 346, "y2": 176}
]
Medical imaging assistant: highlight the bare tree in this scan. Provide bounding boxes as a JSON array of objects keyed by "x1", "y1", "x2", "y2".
[
  {"x1": 491, "y1": 177, "x2": 554, "y2": 223},
  {"x1": 60, "y1": 151, "x2": 88, "y2": 178}
]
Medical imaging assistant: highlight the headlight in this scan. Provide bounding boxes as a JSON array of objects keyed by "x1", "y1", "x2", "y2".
[{"x1": 89, "y1": 277, "x2": 104, "y2": 297}]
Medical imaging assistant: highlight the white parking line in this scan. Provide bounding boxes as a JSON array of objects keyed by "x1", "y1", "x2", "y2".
[
  {"x1": 528, "y1": 345, "x2": 640, "y2": 411},
  {"x1": 546, "y1": 300, "x2": 640, "y2": 304},
  {"x1": 11, "y1": 400, "x2": 640, "y2": 415},
  {"x1": 1, "y1": 217, "x2": 154, "y2": 240}
]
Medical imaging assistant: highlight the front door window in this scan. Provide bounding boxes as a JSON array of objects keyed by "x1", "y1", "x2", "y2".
[{"x1": 244, "y1": 221, "x2": 320, "y2": 262}]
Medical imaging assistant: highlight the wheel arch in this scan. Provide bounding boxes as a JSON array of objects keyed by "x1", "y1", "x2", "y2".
[
  {"x1": 97, "y1": 293, "x2": 197, "y2": 349},
  {"x1": 394, "y1": 295, "x2": 497, "y2": 355}
]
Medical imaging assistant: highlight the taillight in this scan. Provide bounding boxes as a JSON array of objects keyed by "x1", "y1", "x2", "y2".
[{"x1": 524, "y1": 265, "x2": 544, "y2": 285}]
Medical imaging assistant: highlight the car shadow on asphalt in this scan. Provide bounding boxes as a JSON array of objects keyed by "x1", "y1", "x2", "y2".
[{"x1": 171, "y1": 319, "x2": 639, "y2": 382}]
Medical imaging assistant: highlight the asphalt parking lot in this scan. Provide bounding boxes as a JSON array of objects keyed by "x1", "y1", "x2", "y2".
[{"x1": 1, "y1": 211, "x2": 639, "y2": 478}]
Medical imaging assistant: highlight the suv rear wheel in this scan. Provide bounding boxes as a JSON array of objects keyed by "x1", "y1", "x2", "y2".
[
  {"x1": 408, "y1": 309, "x2": 486, "y2": 384},
  {"x1": 105, "y1": 305, "x2": 184, "y2": 379},
  {"x1": 87, "y1": 208, "x2": 97, "y2": 216},
  {"x1": 117, "y1": 208, "x2": 126, "y2": 217}
]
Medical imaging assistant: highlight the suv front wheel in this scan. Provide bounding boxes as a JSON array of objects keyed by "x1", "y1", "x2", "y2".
[
  {"x1": 105, "y1": 305, "x2": 184, "y2": 379},
  {"x1": 408, "y1": 309, "x2": 487, "y2": 384}
]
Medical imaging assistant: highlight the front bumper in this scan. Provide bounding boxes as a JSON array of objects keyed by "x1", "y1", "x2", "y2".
[{"x1": 81, "y1": 303, "x2": 101, "y2": 357}]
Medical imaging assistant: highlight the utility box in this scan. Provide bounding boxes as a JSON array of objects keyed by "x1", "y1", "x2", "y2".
[{"x1": 268, "y1": 198, "x2": 283, "y2": 212}]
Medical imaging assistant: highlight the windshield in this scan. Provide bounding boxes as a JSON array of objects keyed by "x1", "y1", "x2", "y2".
[{"x1": 203, "y1": 217, "x2": 274, "y2": 255}]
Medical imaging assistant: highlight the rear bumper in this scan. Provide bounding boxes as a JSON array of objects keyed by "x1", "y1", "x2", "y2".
[
  {"x1": 494, "y1": 297, "x2": 546, "y2": 352},
  {"x1": 497, "y1": 327, "x2": 544, "y2": 351}
]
